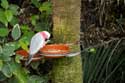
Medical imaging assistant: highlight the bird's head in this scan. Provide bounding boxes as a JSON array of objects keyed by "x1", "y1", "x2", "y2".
[{"x1": 40, "y1": 31, "x2": 50, "y2": 40}]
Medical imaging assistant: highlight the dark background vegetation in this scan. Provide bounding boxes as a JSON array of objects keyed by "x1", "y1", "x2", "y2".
[{"x1": 81, "y1": 0, "x2": 125, "y2": 83}]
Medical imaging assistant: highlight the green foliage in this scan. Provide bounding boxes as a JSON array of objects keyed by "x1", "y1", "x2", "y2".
[
  {"x1": 5, "y1": 10, "x2": 13, "y2": 22},
  {"x1": 0, "y1": 43, "x2": 29, "y2": 82},
  {"x1": 19, "y1": 39, "x2": 29, "y2": 52},
  {"x1": 82, "y1": 39, "x2": 125, "y2": 83},
  {"x1": 28, "y1": 75, "x2": 48, "y2": 83},
  {"x1": 1, "y1": 0, "x2": 9, "y2": 9},
  {"x1": 31, "y1": 0, "x2": 40, "y2": 8},
  {"x1": 9, "y1": 4, "x2": 19, "y2": 15},
  {"x1": 0, "y1": 43, "x2": 15, "y2": 61},
  {"x1": 1, "y1": 62, "x2": 12, "y2": 78},
  {"x1": 0, "y1": 0, "x2": 52, "y2": 83},
  {"x1": 0, "y1": 72, "x2": 7, "y2": 81},
  {"x1": 0, "y1": 60, "x2": 3, "y2": 71},
  {"x1": 30, "y1": 15, "x2": 39, "y2": 26},
  {"x1": 9, "y1": 60, "x2": 29, "y2": 83},
  {"x1": 39, "y1": 2, "x2": 52, "y2": 15},
  {"x1": 0, "y1": 10, "x2": 8, "y2": 26},
  {"x1": 11, "y1": 24, "x2": 21, "y2": 40},
  {"x1": 0, "y1": 28, "x2": 9, "y2": 37}
]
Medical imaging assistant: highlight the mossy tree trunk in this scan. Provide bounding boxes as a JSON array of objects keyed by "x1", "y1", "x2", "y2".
[{"x1": 51, "y1": 0, "x2": 83, "y2": 83}]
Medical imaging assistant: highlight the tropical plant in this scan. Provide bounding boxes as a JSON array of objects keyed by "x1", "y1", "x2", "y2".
[
  {"x1": 82, "y1": 38, "x2": 125, "y2": 83},
  {"x1": 0, "y1": 0, "x2": 52, "y2": 82},
  {"x1": 81, "y1": 0, "x2": 125, "y2": 83}
]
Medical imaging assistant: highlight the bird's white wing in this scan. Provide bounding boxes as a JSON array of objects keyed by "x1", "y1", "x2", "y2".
[{"x1": 29, "y1": 33, "x2": 45, "y2": 55}]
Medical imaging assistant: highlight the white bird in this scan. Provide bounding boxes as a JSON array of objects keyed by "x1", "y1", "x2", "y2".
[{"x1": 25, "y1": 31, "x2": 50, "y2": 66}]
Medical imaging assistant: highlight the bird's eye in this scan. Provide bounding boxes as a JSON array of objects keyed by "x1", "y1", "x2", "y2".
[{"x1": 45, "y1": 38, "x2": 48, "y2": 41}]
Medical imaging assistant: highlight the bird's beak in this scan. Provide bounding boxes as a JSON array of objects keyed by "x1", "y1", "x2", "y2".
[{"x1": 45, "y1": 39, "x2": 50, "y2": 44}]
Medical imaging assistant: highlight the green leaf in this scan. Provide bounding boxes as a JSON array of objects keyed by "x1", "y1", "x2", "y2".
[
  {"x1": 21, "y1": 25, "x2": 30, "y2": 31},
  {"x1": 39, "y1": 2, "x2": 52, "y2": 14},
  {"x1": 10, "y1": 16, "x2": 19, "y2": 26},
  {"x1": 19, "y1": 40, "x2": 29, "y2": 51},
  {"x1": 0, "y1": 54, "x2": 11, "y2": 61},
  {"x1": 9, "y1": 60, "x2": 28, "y2": 83},
  {"x1": 0, "y1": 72, "x2": 7, "y2": 81},
  {"x1": 89, "y1": 48, "x2": 96, "y2": 53},
  {"x1": 30, "y1": 15, "x2": 39, "y2": 26},
  {"x1": 2, "y1": 63, "x2": 12, "y2": 78},
  {"x1": 31, "y1": 0, "x2": 40, "y2": 8},
  {"x1": 0, "y1": 45, "x2": 3, "y2": 53},
  {"x1": 28, "y1": 75, "x2": 48, "y2": 83},
  {"x1": 11, "y1": 24, "x2": 21, "y2": 40},
  {"x1": 0, "y1": 60, "x2": 3, "y2": 71},
  {"x1": 5, "y1": 10, "x2": 13, "y2": 22},
  {"x1": 1, "y1": 0, "x2": 9, "y2": 9},
  {"x1": 9, "y1": 42, "x2": 20, "y2": 50},
  {"x1": 19, "y1": 32, "x2": 34, "y2": 51},
  {"x1": 9, "y1": 4, "x2": 19, "y2": 15},
  {"x1": 0, "y1": 11, "x2": 8, "y2": 26},
  {"x1": 15, "y1": 55, "x2": 23, "y2": 63},
  {"x1": 22, "y1": 31, "x2": 34, "y2": 42},
  {"x1": 0, "y1": 28, "x2": 9, "y2": 37},
  {"x1": 3, "y1": 43, "x2": 15, "y2": 56},
  {"x1": 0, "y1": 43, "x2": 15, "y2": 61}
]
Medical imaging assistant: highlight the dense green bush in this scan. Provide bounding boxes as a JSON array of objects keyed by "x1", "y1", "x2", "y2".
[{"x1": 0, "y1": 0, "x2": 52, "y2": 82}]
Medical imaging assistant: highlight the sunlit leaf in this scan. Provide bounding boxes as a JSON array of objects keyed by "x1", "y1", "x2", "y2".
[
  {"x1": 5, "y1": 10, "x2": 13, "y2": 22},
  {"x1": 30, "y1": 15, "x2": 39, "y2": 26},
  {"x1": 0, "y1": 11, "x2": 8, "y2": 26},
  {"x1": 19, "y1": 40, "x2": 29, "y2": 52},
  {"x1": 15, "y1": 55, "x2": 23, "y2": 63},
  {"x1": 1, "y1": 0, "x2": 9, "y2": 9},
  {"x1": 11, "y1": 24, "x2": 21, "y2": 40},
  {"x1": 0, "y1": 28, "x2": 9, "y2": 37},
  {"x1": 21, "y1": 25, "x2": 30, "y2": 31},
  {"x1": 89, "y1": 48, "x2": 96, "y2": 53}
]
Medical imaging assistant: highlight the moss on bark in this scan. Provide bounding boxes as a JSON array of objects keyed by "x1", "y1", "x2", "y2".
[{"x1": 51, "y1": 0, "x2": 83, "y2": 83}]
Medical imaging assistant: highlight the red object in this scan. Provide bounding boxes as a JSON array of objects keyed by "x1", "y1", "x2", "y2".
[
  {"x1": 16, "y1": 50, "x2": 28, "y2": 57},
  {"x1": 40, "y1": 44, "x2": 70, "y2": 58},
  {"x1": 40, "y1": 44, "x2": 69, "y2": 54},
  {"x1": 16, "y1": 44, "x2": 70, "y2": 59},
  {"x1": 16, "y1": 50, "x2": 41, "y2": 61}
]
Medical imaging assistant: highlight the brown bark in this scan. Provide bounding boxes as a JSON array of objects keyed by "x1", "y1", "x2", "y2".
[{"x1": 51, "y1": 0, "x2": 83, "y2": 83}]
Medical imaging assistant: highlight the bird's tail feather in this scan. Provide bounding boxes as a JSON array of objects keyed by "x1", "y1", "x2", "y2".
[{"x1": 25, "y1": 55, "x2": 33, "y2": 66}]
